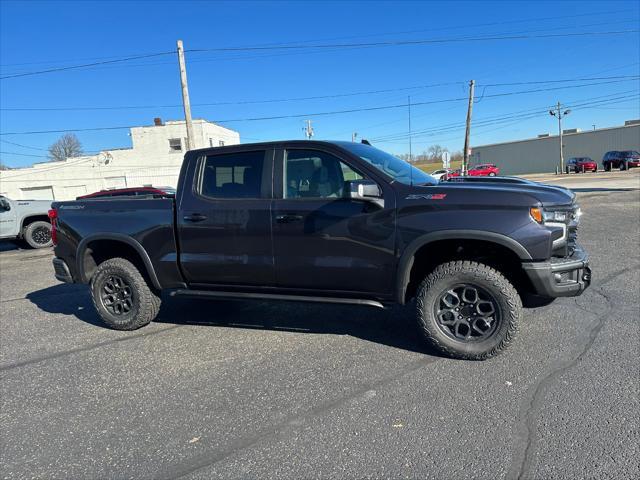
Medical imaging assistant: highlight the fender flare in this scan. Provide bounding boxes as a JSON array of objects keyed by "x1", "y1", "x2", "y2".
[
  {"x1": 76, "y1": 233, "x2": 162, "y2": 290},
  {"x1": 396, "y1": 230, "x2": 532, "y2": 304}
]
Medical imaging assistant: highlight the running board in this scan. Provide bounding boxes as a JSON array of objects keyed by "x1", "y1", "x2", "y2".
[{"x1": 170, "y1": 289, "x2": 385, "y2": 309}]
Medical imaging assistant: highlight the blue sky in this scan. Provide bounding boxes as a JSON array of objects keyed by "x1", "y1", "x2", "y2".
[{"x1": 1, "y1": 0, "x2": 639, "y2": 167}]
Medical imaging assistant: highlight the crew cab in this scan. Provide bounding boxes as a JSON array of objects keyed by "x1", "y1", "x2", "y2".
[
  {"x1": 566, "y1": 157, "x2": 598, "y2": 173},
  {"x1": 0, "y1": 195, "x2": 53, "y2": 248},
  {"x1": 49, "y1": 141, "x2": 591, "y2": 360}
]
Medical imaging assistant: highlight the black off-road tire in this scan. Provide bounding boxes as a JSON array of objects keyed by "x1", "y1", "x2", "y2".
[
  {"x1": 23, "y1": 221, "x2": 52, "y2": 249},
  {"x1": 90, "y1": 258, "x2": 161, "y2": 330},
  {"x1": 619, "y1": 162, "x2": 627, "y2": 171},
  {"x1": 416, "y1": 260, "x2": 521, "y2": 360}
]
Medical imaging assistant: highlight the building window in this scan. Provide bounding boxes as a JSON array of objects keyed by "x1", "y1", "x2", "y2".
[
  {"x1": 209, "y1": 138, "x2": 213, "y2": 147},
  {"x1": 219, "y1": 140, "x2": 225, "y2": 147},
  {"x1": 169, "y1": 138, "x2": 182, "y2": 152}
]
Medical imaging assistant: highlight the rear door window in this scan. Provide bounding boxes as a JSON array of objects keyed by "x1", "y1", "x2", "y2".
[{"x1": 199, "y1": 151, "x2": 266, "y2": 199}]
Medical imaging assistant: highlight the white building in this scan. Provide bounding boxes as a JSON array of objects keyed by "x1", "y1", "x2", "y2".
[
  {"x1": 0, "y1": 119, "x2": 240, "y2": 200},
  {"x1": 471, "y1": 120, "x2": 640, "y2": 176}
]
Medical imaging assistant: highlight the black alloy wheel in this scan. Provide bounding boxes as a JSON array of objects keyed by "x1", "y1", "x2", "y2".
[
  {"x1": 99, "y1": 275, "x2": 134, "y2": 316},
  {"x1": 434, "y1": 284, "x2": 500, "y2": 342}
]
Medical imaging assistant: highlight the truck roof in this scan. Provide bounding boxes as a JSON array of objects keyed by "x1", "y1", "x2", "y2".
[{"x1": 189, "y1": 140, "x2": 359, "y2": 155}]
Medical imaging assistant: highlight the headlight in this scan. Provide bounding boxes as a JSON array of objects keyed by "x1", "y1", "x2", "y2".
[
  {"x1": 530, "y1": 207, "x2": 578, "y2": 224},
  {"x1": 543, "y1": 210, "x2": 568, "y2": 222}
]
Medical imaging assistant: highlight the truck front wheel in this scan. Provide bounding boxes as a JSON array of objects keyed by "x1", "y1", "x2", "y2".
[
  {"x1": 416, "y1": 261, "x2": 521, "y2": 360},
  {"x1": 90, "y1": 258, "x2": 161, "y2": 330}
]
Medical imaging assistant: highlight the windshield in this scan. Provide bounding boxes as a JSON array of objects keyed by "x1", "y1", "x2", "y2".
[{"x1": 339, "y1": 142, "x2": 437, "y2": 185}]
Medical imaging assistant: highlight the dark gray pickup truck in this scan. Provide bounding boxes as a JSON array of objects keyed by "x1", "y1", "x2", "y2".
[{"x1": 50, "y1": 140, "x2": 591, "y2": 359}]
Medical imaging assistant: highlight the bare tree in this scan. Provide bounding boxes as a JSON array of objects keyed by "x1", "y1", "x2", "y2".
[
  {"x1": 0, "y1": 162, "x2": 10, "y2": 171},
  {"x1": 48, "y1": 133, "x2": 83, "y2": 162}
]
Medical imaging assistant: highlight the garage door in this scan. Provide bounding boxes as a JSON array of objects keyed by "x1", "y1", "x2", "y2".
[
  {"x1": 20, "y1": 186, "x2": 55, "y2": 200},
  {"x1": 63, "y1": 185, "x2": 87, "y2": 200}
]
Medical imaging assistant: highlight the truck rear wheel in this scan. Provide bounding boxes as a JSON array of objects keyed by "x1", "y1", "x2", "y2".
[
  {"x1": 416, "y1": 260, "x2": 521, "y2": 360},
  {"x1": 90, "y1": 258, "x2": 160, "y2": 330},
  {"x1": 23, "y1": 221, "x2": 52, "y2": 249}
]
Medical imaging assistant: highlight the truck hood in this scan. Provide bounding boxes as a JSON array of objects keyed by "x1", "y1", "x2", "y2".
[{"x1": 419, "y1": 176, "x2": 576, "y2": 207}]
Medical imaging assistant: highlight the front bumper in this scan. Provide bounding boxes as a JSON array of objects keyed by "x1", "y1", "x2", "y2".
[
  {"x1": 522, "y1": 246, "x2": 591, "y2": 297},
  {"x1": 52, "y1": 257, "x2": 74, "y2": 283}
]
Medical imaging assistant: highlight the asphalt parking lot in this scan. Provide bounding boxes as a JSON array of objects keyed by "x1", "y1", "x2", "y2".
[{"x1": 1, "y1": 172, "x2": 639, "y2": 479}]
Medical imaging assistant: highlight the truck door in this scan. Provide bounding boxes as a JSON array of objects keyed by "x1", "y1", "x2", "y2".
[
  {"x1": 177, "y1": 148, "x2": 275, "y2": 287},
  {"x1": 271, "y1": 148, "x2": 396, "y2": 296},
  {"x1": 0, "y1": 197, "x2": 18, "y2": 238}
]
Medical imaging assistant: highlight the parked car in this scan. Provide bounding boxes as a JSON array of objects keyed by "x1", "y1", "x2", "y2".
[
  {"x1": 0, "y1": 195, "x2": 53, "y2": 248},
  {"x1": 602, "y1": 150, "x2": 640, "y2": 171},
  {"x1": 430, "y1": 168, "x2": 452, "y2": 181},
  {"x1": 77, "y1": 186, "x2": 176, "y2": 200},
  {"x1": 49, "y1": 140, "x2": 590, "y2": 360},
  {"x1": 448, "y1": 164, "x2": 500, "y2": 177},
  {"x1": 566, "y1": 157, "x2": 598, "y2": 173}
]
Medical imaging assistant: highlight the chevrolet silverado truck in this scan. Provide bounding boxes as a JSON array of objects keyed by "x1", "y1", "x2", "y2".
[
  {"x1": 49, "y1": 141, "x2": 591, "y2": 360},
  {"x1": 0, "y1": 195, "x2": 53, "y2": 248}
]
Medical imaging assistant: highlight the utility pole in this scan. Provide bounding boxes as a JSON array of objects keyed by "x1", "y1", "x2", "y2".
[
  {"x1": 549, "y1": 101, "x2": 571, "y2": 173},
  {"x1": 408, "y1": 96, "x2": 413, "y2": 163},
  {"x1": 462, "y1": 80, "x2": 475, "y2": 176},
  {"x1": 177, "y1": 40, "x2": 195, "y2": 151},
  {"x1": 351, "y1": 132, "x2": 358, "y2": 142},
  {"x1": 303, "y1": 120, "x2": 314, "y2": 139}
]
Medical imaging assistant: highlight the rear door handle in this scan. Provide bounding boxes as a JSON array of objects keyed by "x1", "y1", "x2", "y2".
[
  {"x1": 183, "y1": 213, "x2": 207, "y2": 222},
  {"x1": 275, "y1": 214, "x2": 303, "y2": 224}
]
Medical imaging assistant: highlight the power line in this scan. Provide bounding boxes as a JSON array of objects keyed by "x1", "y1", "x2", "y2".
[
  {"x1": 0, "y1": 139, "x2": 50, "y2": 151},
  {"x1": 0, "y1": 151, "x2": 48, "y2": 158},
  {"x1": 3, "y1": 75, "x2": 638, "y2": 112},
  {"x1": 2, "y1": 8, "x2": 633, "y2": 69},
  {"x1": 0, "y1": 51, "x2": 175, "y2": 80},
  {"x1": 1, "y1": 78, "x2": 637, "y2": 136},
  {"x1": 1, "y1": 29, "x2": 637, "y2": 80},
  {"x1": 2, "y1": 94, "x2": 636, "y2": 171},
  {"x1": 187, "y1": 30, "x2": 639, "y2": 53},
  {"x1": 370, "y1": 94, "x2": 639, "y2": 143}
]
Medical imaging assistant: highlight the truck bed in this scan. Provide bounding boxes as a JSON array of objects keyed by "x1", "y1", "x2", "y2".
[{"x1": 52, "y1": 197, "x2": 184, "y2": 289}]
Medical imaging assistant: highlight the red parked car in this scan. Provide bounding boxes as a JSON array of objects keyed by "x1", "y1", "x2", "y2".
[
  {"x1": 566, "y1": 157, "x2": 598, "y2": 173},
  {"x1": 77, "y1": 186, "x2": 176, "y2": 200},
  {"x1": 448, "y1": 164, "x2": 500, "y2": 178},
  {"x1": 602, "y1": 150, "x2": 640, "y2": 171}
]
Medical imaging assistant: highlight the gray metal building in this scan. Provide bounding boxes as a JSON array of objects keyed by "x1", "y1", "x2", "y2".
[{"x1": 470, "y1": 121, "x2": 640, "y2": 175}]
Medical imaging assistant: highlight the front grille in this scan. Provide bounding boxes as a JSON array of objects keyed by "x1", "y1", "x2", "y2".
[{"x1": 567, "y1": 224, "x2": 578, "y2": 255}]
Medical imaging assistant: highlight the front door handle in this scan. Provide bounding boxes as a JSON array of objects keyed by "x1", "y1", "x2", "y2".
[
  {"x1": 183, "y1": 213, "x2": 208, "y2": 222},
  {"x1": 275, "y1": 214, "x2": 303, "y2": 224}
]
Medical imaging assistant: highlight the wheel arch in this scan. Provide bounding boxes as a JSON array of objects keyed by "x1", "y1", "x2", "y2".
[
  {"x1": 20, "y1": 214, "x2": 50, "y2": 236},
  {"x1": 396, "y1": 230, "x2": 532, "y2": 304},
  {"x1": 76, "y1": 233, "x2": 162, "y2": 290}
]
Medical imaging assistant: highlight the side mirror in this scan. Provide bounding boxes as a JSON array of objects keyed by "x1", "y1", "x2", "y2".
[
  {"x1": 348, "y1": 179, "x2": 382, "y2": 201},
  {"x1": 0, "y1": 199, "x2": 10, "y2": 212}
]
